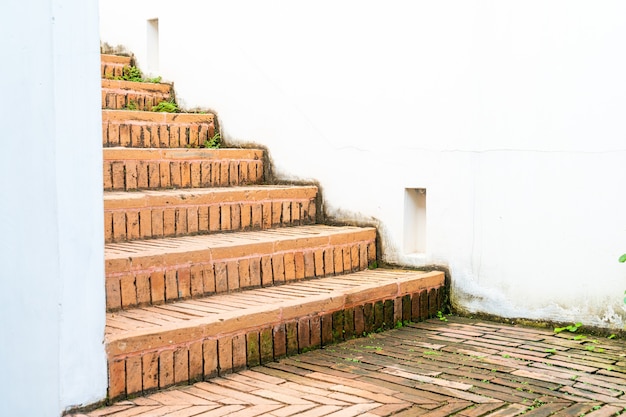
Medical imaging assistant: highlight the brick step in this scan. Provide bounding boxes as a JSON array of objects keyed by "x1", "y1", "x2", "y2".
[
  {"x1": 105, "y1": 268, "x2": 446, "y2": 400},
  {"x1": 101, "y1": 54, "x2": 132, "y2": 79},
  {"x1": 104, "y1": 185, "x2": 318, "y2": 243},
  {"x1": 102, "y1": 110, "x2": 217, "y2": 148},
  {"x1": 104, "y1": 147, "x2": 264, "y2": 191},
  {"x1": 105, "y1": 225, "x2": 375, "y2": 311},
  {"x1": 102, "y1": 79, "x2": 172, "y2": 111}
]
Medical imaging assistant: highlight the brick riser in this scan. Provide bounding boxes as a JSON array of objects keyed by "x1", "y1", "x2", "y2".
[
  {"x1": 102, "y1": 80, "x2": 172, "y2": 111},
  {"x1": 104, "y1": 187, "x2": 317, "y2": 243},
  {"x1": 103, "y1": 151, "x2": 263, "y2": 191},
  {"x1": 105, "y1": 226, "x2": 373, "y2": 311},
  {"x1": 101, "y1": 54, "x2": 132, "y2": 78},
  {"x1": 102, "y1": 110, "x2": 216, "y2": 149},
  {"x1": 106, "y1": 270, "x2": 445, "y2": 401}
]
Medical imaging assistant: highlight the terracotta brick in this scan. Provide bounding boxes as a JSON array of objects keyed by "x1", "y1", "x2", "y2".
[
  {"x1": 139, "y1": 210, "x2": 152, "y2": 238},
  {"x1": 343, "y1": 246, "x2": 352, "y2": 271},
  {"x1": 384, "y1": 299, "x2": 394, "y2": 330},
  {"x1": 291, "y1": 201, "x2": 301, "y2": 224},
  {"x1": 103, "y1": 163, "x2": 113, "y2": 190},
  {"x1": 227, "y1": 260, "x2": 240, "y2": 291},
  {"x1": 137, "y1": 161, "x2": 149, "y2": 189},
  {"x1": 272, "y1": 254, "x2": 285, "y2": 284},
  {"x1": 249, "y1": 257, "x2": 261, "y2": 287},
  {"x1": 350, "y1": 245, "x2": 359, "y2": 271},
  {"x1": 229, "y1": 161, "x2": 238, "y2": 186},
  {"x1": 169, "y1": 125, "x2": 180, "y2": 148},
  {"x1": 112, "y1": 212, "x2": 126, "y2": 241},
  {"x1": 119, "y1": 124, "x2": 131, "y2": 147},
  {"x1": 181, "y1": 161, "x2": 191, "y2": 188},
  {"x1": 393, "y1": 297, "x2": 403, "y2": 326},
  {"x1": 260, "y1": 328, "x2": 274, "y2": 364},
  {"x1": 260, "y1": 256, "x2": 273, "y2": 287},
  {"x1": 239, "y1": 259, "x2": 251, "y2": 288},
  {"x1": 108, "y1": 358, "x2": 126, "y2": 400},
  {"x1": 373, "y1": 301, "x2": 384, "y2": 331},
  {"x1": 314, "y1": 250, "x2": 324, "y2": 277},
  {"x1": 368, "y1": 241, "x2": 376, "y2": 263},
  {"x1": 282, "y1": 202, "x2": 291, "y2": 225},
  {"x1": 142, "y1": 351, "x2": 159, "y2": 391},
  {"x1": 131, "y1": 124, "x2": 143, "y2": 147},
  {"x1": 203, "y1": 339, "x2": 218, "y2": 379},
  {"x1": 190, "y1": 265, "x2": 204, "y2": 297},
  {"x1": 402, "y1": 294, "x2": 412, "y2": 323},
  {"x1": 220, "y1": 161, "x2": 229, "y2": 186},
  {"x1": 150, "y1": 271, "x2": 165, "y2": 304},
  {"x1": 107, "y1": 122, "x2": 120, "y2": 146},
  {"x1": 262, "y1": 202, "x2": 272, "y2": 229},
  {"x1": 165, "y1": 270, "x2": 178, "y2": 301},
  {"x1": 159, "y1": 350, "x2": 174, "y2": 388},
  {"x1": 221, "y1": 205, "x2": 232, "y2": 231},
  {"x1": 324, "y1": 248, "x2": 334, "y2": 276},
  {"x1": 419, "y1": 290, "x2": 429, "y2": 320},
  {"x1": 218, "y1": 336, "x2": 233, "y2": 375},
  {"x1": 273, "y1": 324, "x2": 287, "y2": 359},
  {"x1": 429, "y1": 288, "x2": 439, "y2": 318},
  {"x1": 251, "y1": 204, "x2": 262, "y2": 228},
  {"x1": 174, "y1": 346, "x2": 189, "y2": 384},
  {"x1": 200, "y1": 161, "x2": 211, "y2": 187},
  {"x1": 363, "y1": 303, "x2": 374, "y2": 334},
  {"x1": 111, "y1": 162, "x2": 125, "y2": 190},
  {"x1": 126, "y1": 211, "x2": 140, "y2": 240},
  {"x1": 212, "y1": 161, "x2": 221, "y2": 186},
  {"x1": 170, "y1": 161, "x2": 182, "y2": 187},
  {"x1": 190, "y1": 162, "x2": 201, "y2": 188},
  {"x1": 126, "y1": 355, "x2": 142, "y2": 395},
  {"x1": 286, "y1": 322, "x2": 299, "y2": 356},
  {"x1": 163, "y1": 209, "x2": 176, "y2": 236},
  {"x1": 203, "y1": 263, "x2": 215, "y2": 294},
  {"x1": 272, "y1": 202, "x2": 282, "y2": 225},
  {"x1": 354, "y1": 305, "x2": 365, "y2": 336},
  {"x1": 214, "y1": 262, "x2": 227, "y2": 293},
  {"x1": 147, "y1": 162, "x2": 160, "y2": 188},
  {"x1": 159, "y1": 161, "x2": 171, "y2": 188},
  {"x1": 136, "y1": 273, "x2": 151, "y2": 306},
  {"x1": 294, "y1": 252, "x2": 305, "y2": 280},
  {"x1": 178, "y1": 267, "x2": 191, "y2": 299},
  {"x1": 332, "y1": 310, "x2": 345, "y2": 343},
  {"x1": 360, "y1": 244, "x2": 368, "y2": 270},
  {"x1": 189, "y1": 341, "x2": 203, "y2": 382},
  {"x1": 247, "y1": 331, "x2": 261, "y2": 368},
  {"x1": 310, "y1": 316, "x2": 322, "y2": 349},
  {"x1": 104, "y1": 212, "x2": 113, "y2": 243},
  {"x1": 298, "y1": 317, "x2": 311, "y2": 352},
  {"x1": 344, "y1": 307, "x2": 355, "y2": 339},
  {"x1": 284, "y1": 253, "x2": 296, "y2": 281},
  {"x1": 151, "y1": 209, "x2": 164, "y2": 237},
  {"x1": 209, "y1": 205, "x2": 220, "y2": 232},
  {"x1": 233, "y1": 334, "x2": 247, "y2": 372},
  {"x1": 198, "y1": 206, "x2": 209, "y2": 232},
  {"x1": 175, "y1": 208, "x2": 188, "y2": 236},
  {"x1": 321, "y1": 313, "x2": 333, "y2": 346},
  {"x1": 411, "y1": 292, "x2": 421, "y2": 321},
  {"x1": 333, "y1": 247, "x2": 344, "y2": 275},
  {"x1": 120, "y1": 274, "x2": 137, "y2": 309}
]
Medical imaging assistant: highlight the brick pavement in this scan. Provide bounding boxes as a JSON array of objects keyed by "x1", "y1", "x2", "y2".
[{"x1": 71, "y1": 316, "x2": 626, "y2": 416}]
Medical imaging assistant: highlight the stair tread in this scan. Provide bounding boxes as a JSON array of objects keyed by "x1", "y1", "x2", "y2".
[
  {"x1": 102, "y1": 109, "x2": 215, "y2": 124},
  {"x1": 103, "y1": 147, "x2": 263, "y2": 160},
  {"x1": 105, "y1": 224, "x2": 374, "y2": 261},
  {"x1": 104, "y1": 185, "x2": 317, "y2": 208},
  {"x1": 106, "y1": 269, "x2": 445, "y2": 354}
]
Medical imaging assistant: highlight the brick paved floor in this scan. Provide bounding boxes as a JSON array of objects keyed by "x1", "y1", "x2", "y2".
[{"x1": 72, "y1": 316, "x2": 626, "y2": 417}]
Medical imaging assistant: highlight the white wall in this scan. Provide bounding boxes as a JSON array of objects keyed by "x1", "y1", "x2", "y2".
[
  {"x1": 100, "y1": 0, "x2": 626, "y2": 329},
  {"x1": 0, "y1": 0, "x2": 106, "y2": 415}
]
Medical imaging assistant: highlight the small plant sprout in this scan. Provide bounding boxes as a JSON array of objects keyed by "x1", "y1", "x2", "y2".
[
  {"x1": 554, "y1": 322, "x2": 582, "y2": 334},
  {"x1": 152, "y1": 99, "x2": 179, "y2": 113},
  {"x1": 437, "y1": 311, "x2": 448, "y2": 322},
  {"x1": 203, "y1": 132, "x2": 221, "y2": 148}
]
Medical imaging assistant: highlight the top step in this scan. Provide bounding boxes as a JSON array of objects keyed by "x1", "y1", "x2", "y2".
[{"x1": 101, "y1": 54, "x2": 132, "y2": 79}]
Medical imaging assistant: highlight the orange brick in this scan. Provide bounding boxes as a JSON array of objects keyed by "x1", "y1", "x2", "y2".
[
  {"x1": 189, "y1": 341, "x2": 203, "y2": 382},
  {"x1": 360, "y1": 245, "x2": 368, "y2": 270},
  {"x1": 120, "y1": 274, "x2": 137, "y2": 309},
  {"x1": 227, "y1": 260, "x2": 240, "y2": 291},
  {"x1": 203, "y1": 263, "x2": 216, "y2": 294},
  {"x1": 314, "y1": 250, "x2": 324, "y2": 277},
  {"x1": 159, "y1": 161, "x2": 171, "y2": 188},
  {"x1": 310, "y1": 315, "x2": 322, "y2": 349},
  {"x1": 200, "y1": 161, "x2": 211, "y2": 187},
  {"x1": 136, "y1": 273, "x2": 151, "y2": 305},
  {"x1": 108, "y1": 358, "x2": 126, "y2": 400},
  {"x1": 251, "y1": 204, "x2": 262, "y2": 228},
  {"x1": 165, "y1": 270, "x2": 178, "y2": 301},
  {"x1": 232, "y1": 334, "x2": 246, "y2": 372},
  {"x1": 159, "y1": 350, "x2": 174, "y2": 388},
  {"x1": 112, "y1": 212, "x2": 126, "y2": 242},
  {"x1": 239, "y1": 259, "x2": 251, "y2": 288},
  {"x1": 298, "y1": 317, "x2": 311, "y2": 352},
  {"x1": 333, "y1": 247, "x2": 344, "y2": 275},
  {"x1": 220, "y1": 161, "x2": 229, "y2": 186},
  {"x1": 147, "y1": 162, "x2": 160, "y2": 188},
  {"x1": 211, "y1": 161, "x2": 221, "y2": 186},
  {"x1": 103, "y1": 163, "x2": 113, "y2": 190},
  {"x1": 239, "y1": 161, "x2": 249, "y2": 184},
  {"x1": 272, "y1": 202, "x2": 282, "y2": 225},
  {"x1": 343, "y1": 246, "x2": 352, "y2": 272},
  {"x1": 126, "y1": 211, "x2": 140, "y2": 240},
  {"x1": 260, "y1": 328, "x2": 274, "y2": 364},
  {"x1": 178, "y1": 268, "x2": 191, "y2": 299},
  {"x1": 151, "y1": 209, "x2": 164, "y2": 238},
  {"x1": 198, "y1": 206, "x2": 209, "y2": 232},
  {"x1": 203, "y1": 339, "x2": 218, "y2": 378},
  {"x1": 291, "y1": 201, "x2": 301, "y2": 224},
  {"x1": 137, "y1": 161, "x2": 149, "y2": 189},
  {"x1": 104, "y1": 212, "x2": 113, "y2": 243},
  {"x1": 324, "y1": 248, "x2": 334, "y2": 276},
  {"x1": 351, "y1": 245, "x2": 359, "y2": 272},
  {"x1": 119, "y1": 124, "x2": 131, "y2": 147},
  {"x1": 111, "y1": 162, "x2": 125, "y2": 190},
  {"x1": 293, "y1": 252, "x2": 305, "y2": 280},
  {"x1": 139, "y1": 210, "x2": 152, "y2": 239},
  {"x1": 163, "y1": 209, "x2": 175, "y2": 236},
  {"x1": 190, "y1": 162, "x2": 201, "y2": 187},
  {"x1": 175, "y1": 208, "x2": 188, "y2": 236},
  {"x1": 190, "y1": 265, "x2": 204, "y2": 297},
  {"x1": 229, "y1": 161, "x2": 238, "y2": 186},
  {"x1": 209, "y1": 205, "x2": 220, "y2": 232},
  {"x1": 214, "y1": 262, "x2": 227, "y2": 293},
  {"x1": 142, "y1": 351, "x2": 159, "y2": 391},
  {"x1": 126, "y1": 355, "x2": 142, "y2": 395},
  {"x1": 169, "y1": 125, "x2": 181, "y2": 147},
  {"x1": 181, "y1": 161, "x2": 192, "y2": 188},
  {"x1": 249, "y1": 258, "x2": 261, "y2": 287},
  {"x1": 262, "y1": 202, "x2": 272, "y2": 229},
  {"x1": 304, "y1": 251, "x2": 315, "y2": 278},
  {"x1": 174, "y1": 346, "x2": 189, "y2": 384},
  {"x1": 284, "y1": 253, "x2": 296, "y2": 281},
  {"x1": 273, "y1": 324, "x2": 287, "y2": 359},
  {"x1": 106, "y1": 278, "x2": 121, "y2": 311},
  {"x1": 231, "y1": 204, "x2": 241, "y2": 230},
  {"x1": 131, "y1": 124, "x2": 143, "y2": 147},
  {"x1": 218, "y1": 336, "x2": 233, "y2": 375},
  {"x1": 221, "y1": 205, "x2": 232, "y2": 231},
  {"x1": 272, "y1": 254, "x2": 285, "y2": 284},
  {"x1": 170, "y1": 161, "x2": 182, "y2": 187},
  {"x1": 261, "y1": 255, "x2": 273, "y2": 287},
  {"x1": 150, "y1": 271, "x2": 165, "y2": 304}
]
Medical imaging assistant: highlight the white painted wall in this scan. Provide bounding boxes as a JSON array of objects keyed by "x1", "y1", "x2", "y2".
[
  {"x1": 1, "y1": 0, "x2": 106, "y2": 415},
  {"x1": 100, "y1": 0, "x2": 626, "y2": 329}
]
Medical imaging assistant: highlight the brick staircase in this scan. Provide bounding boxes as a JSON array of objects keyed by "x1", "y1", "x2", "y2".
[{"x1": 100, "y1": 54, "x2": 446, "y2": 403}]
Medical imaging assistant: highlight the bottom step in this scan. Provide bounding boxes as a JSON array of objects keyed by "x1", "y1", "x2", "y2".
[{"x1": 106, "y1": 269, "x2": 445, "y2": 400}]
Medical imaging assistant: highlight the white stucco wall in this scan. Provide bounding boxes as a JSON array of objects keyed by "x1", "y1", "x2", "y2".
[
  {"x1": 100, "y1": 1, "x2": 626, "y2": 329},
  {"x1": 1, "y1": 0, "x2": 106, "y2": 415}
]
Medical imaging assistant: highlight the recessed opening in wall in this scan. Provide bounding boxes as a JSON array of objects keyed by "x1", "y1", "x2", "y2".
[
  {"x1": 147, "y1": 18, "x2": 159, "y2": 73},
  {"x1": 404, "y1": 188, "x2": 426, "y2": 254}
]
